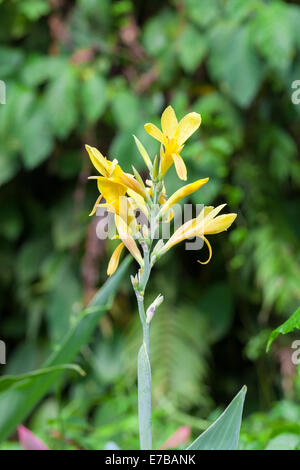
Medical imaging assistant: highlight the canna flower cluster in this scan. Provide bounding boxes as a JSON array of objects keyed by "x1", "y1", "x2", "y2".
[{"x1": 86, "y1": 106, "x2": 237, "y2": 279}]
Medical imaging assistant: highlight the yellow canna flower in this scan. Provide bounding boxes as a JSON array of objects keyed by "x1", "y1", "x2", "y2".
[
  {"x1": 144, "y1": 106, "x2": 201, "y2": 181},
  {"x1": 159, "y1": 205, "x2": 237, "y2": 264},
  {"x1": 159, "y1": 178, "x2": 209, "y2": 217},
  {"x1": 107, "y1": 241, "x2": 125, "y2": 276}
]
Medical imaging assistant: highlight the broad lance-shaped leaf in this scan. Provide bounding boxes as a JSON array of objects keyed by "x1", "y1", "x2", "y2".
[
  {"x1": 0, "y1": 257, "x2": 131, "y2": 443},
  {"x1": 187, "y1": 386, "x2": 247, "y2": 450},
  {"x1": 138, "y1": 343, "x2": 152, "y2": 450},
  {"x1": 267, "y1": 306, "x2": 300, "y2": 352}
]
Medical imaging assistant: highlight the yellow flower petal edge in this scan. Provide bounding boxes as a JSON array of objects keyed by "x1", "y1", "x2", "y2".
[
  {"x1": 197, "y1": 236, "x2": 212, "y2": 265},
  {"x1": 127, "y1": 189, "x2": 149, "y2": 218},
  {"x1": 144, "y1": 123, "x2": 163, "y2": 143},
  {"x1": 89, "y1": 194, "x2": 103, "y2": 217},
  {"x1": 159, "y1": 178, "x2": 209, "y2": 216},
  {"x1": 115, "y1": 215, "x2": 143, "y2": 267},
  {"x1": 86, "y1": 145, "x2": 113, "y2": 176},
  {"x1": 177, "y1": 112, "x2": 202, "y2": 147},
  {"x1": 161, "y1": 105, "x2": 178, "y2": 137},
  {"x1": 172, "y1": 153, "x2": 187, "y2": 181},
  {"x1": 107, "y1": 242, "x2": 125, "y2": 276}
]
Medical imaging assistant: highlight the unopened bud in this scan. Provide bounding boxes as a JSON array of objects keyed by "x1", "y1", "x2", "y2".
[
  {"x1": 130, "y1": 274, "x2": 139, "y2": 288},
  {"x1": 146, "y1": 294, "x2": 164, "y2": 324},
  {"x1": 152, "y1": 239, "x2": 164, "y2": 257},
  {"x1": 152, "y1": 155, "x2": 159, "y2": 180}
]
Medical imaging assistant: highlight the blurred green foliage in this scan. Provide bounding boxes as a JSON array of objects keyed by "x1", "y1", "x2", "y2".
[{"x1": 0, "y1": 0, "x2": 300, "y2": 450}]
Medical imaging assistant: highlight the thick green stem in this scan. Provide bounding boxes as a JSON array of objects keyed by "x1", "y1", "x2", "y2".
[{"x1": 134, "y1": 179, "x2": 163, "y2": 450}]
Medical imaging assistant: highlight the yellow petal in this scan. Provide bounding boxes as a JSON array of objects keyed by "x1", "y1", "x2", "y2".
[
  {"x1": 85, "y1": 145, "x2": 111, "y2": 176},
  {"x1": 133, "y1": 135, "x2": 152, "y2": 170},
  {"x1": 107, "y1": 242, "x2": 125, "y2": 276},
  {"x1": 177, "y1": 112, "x2": 201, "y2": 146},
  {"x1": 172, "y1": 153, "x2": 187, "y2": 180},
  {"x1": 89, "y1": 194, "x2": 103, "y2": 216},
  {"x1": 160, "y1": 146, "x2": 174, "y2": 176},
  {"x1": 115, "y1": 215, "x2": 143, "y2": 266},
  {"x1": 161, "y1": 106, "x2": 178, "y2": 138},
  {"x1": 127, "y1": 189, "x2": 149, "y2": 218},
  {"x1": 163, "y1": 217, "x2": 198, "y2": 251},
  {"x1": 197, "y1": 204, "x2": 226, "y2": 224},
  {"x1": 144, "y1": 123, "x2": 164, "y2": 143},
  {"x1": 197, "y1": 236, "x2": 212, "y2": 265},
  {"x1": 205, "y1": 213, "x2": 237, "y2": 235},
  {"x1": 162, "y1": 206, "x2": 214, "y2": 252},
  {"x1": 116, "y1": 172, "x2": 147, "y2": 199},
  {"x1": 97, "y1": 177, "x2": 127, "y2": 204},
  {"x1": 159, "y1": 178, "x2": 209, "y2": 215}
]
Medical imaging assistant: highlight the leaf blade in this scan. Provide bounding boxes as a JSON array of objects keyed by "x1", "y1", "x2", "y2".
[
  {"x1": 267, "y1": 306, "x2": 300, "y2": 352},
  {"x1": 0, "y1": 257, "x2": 131, "y2": 442},
  {"x1": 187, "y1": 386, "x2": 247, "y2": 450}
]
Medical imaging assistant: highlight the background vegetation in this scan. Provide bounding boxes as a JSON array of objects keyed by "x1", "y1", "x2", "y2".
[{"x1": 0, "y1": 0, "x2": 300, "y2": 450}]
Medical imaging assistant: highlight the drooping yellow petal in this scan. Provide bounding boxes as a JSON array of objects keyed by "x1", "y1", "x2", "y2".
[
  {"x1": 197, "y1": 236, "x2": 212, "y2": 265},
  {"x1": 161, "y1": 106, "x2": 178, "y2": 138},
  {"x1": 204, "y1": 213, "x2": 237, "y2": 235},
  {"x1": 89, "y1": 194, "x2": 103, "y2": 216},
  {"x1": 115, "y1": 214, "x2": 143, "y2": 266},
  {"x1": 172, "y1": 153, "x2": 187, "y2": 180},
  {"x1": 107, "y1": 242, "x2": 125, "y2": 276},
  {"x1": 133, "y1": 135, "x2": 153, "y2": 170},
  {"x1": 177, "y1": 112, "x2": 201, "y2": 146},
  {"x1": 85, "y1": 145, "x2": 111, "y2": 176},
  {"x1": 159, "y1": 178, "x2": 209, "y2": 216},
  {"x1": 144, "y1": 123, "x2": 164, "y2": 143}
]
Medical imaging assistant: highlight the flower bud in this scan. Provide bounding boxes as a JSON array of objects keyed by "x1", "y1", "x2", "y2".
[{"x1": 146, "y1": 294, "x2": 164, "y2": 324}]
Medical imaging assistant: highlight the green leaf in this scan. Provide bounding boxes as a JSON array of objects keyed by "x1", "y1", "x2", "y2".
[
  {"x1": 208, "y1": 24, "x2": 264, "y2": 107},
  {"x1": 0, "y1": 364, "x2": 85, "y2": 393},
  {"x1": 267, "y1": 306, "x2": 300, "y2": 352},
  {"x1": 138, "y1": 344, "x2": 152, "y2": 450},
  {"x1": 0, "y1": 47, "x2": 24, "y2": 77},
  {"x1": 111, "y1": 90, "x2": 140, "y2": 130},
  {"x1": 250, "y1": 2, "x2": 294, "y2": 73},
  {"x1": 185, "y1": 0, "x2": 220, "y2": 28},
  {"x1": 177, "y1": 25, "x2": 206, "y2": 73},
  {"x1": 187, "y1": 386, "x2": 247, "y2": 450},
  {"x1": 0, "y1": 257, "x2": 131, "y2": 442},
  {"x1": 19, "y1": 0, "x2": 50, "y2": 20},
  {"x1": 44, "y1": 64, "x2": 78, "y2": 138},
  {"x1": 19, "y1": 107, "x2": 53, "y2": 169},
  {"x1": 81, "y1": 73, "x2": 107, "y2": 123},
  {"x1": 265, "y1": 433, "x2": 300, "y2": 451}
]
